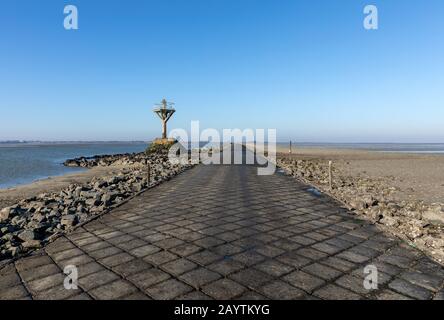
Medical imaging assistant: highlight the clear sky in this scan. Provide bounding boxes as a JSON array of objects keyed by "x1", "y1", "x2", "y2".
[{"x1": 0, "y1": 0, "x2": 443, "y2": 142}]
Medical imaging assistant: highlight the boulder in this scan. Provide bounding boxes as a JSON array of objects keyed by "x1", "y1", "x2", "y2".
[
  {"x1": 22, "y1": 240, "x2": 42, "y2": 249},
  {"x1": 422, "y1": 206, "x2": 444, "y2": 226}
]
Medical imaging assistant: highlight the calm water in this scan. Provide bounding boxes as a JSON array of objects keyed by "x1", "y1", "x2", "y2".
[
  {"x1": 0, "y1": 142, "x2": 148, "y2": 189},
  {"x1": 279, "y1": 142, "x2": 444, "y2": 154}
]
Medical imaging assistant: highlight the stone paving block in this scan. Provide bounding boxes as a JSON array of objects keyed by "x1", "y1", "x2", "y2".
[
  {"x1": 15, "y1": 254, "x2": 53, "y2": 272},
  {"x1": 130, "y1": 244, "x2": 161, "y2": 258},
  {"x1": 144, "y1": 233, "x2": 171, "y2": 242},
  {"x1": 283, "y1": 270, "x2": 325, "y2": 293},
  {"x1": 78, "y1": 270, "x2": 119, "y2": 291},
  {"x1": 88, "y1": 246, "x2": 123, "y2": 260},
  {"x1": 127, "y1": 268, "x2": 170, "y2": 289},
  {"x1": 99, "y1": 252, "x2": 135, "y2": 268},
  {"x1": 194, "y1": 237, "x2": 225, "y2": 249},
  {"x1": 144, "y1": 251, "x2": 179, "y2": 265},
  {"x1": 0, "y1": 269, "x2": 22, "y2": 289},
  {"x1": 312, "y1": 242, "x2": 343, "y2": 255},
  {"x1": 338, "y1": 234, "x2": 364, "y2": 245},
  {"x1": 378, "y1": 254, "x2": 413, "y2": 269},
  {"x1": 59, "y1": 254, "x2": 94, "y2": 267},
  {"x1": 145, "y1": 279, "x2": 193, "y2": 300},
  {"x1": 161, "y1": 258, "x2": 198, "y2": 276},
  {"x1": 68, "y1": 293, "x2": 93, "y2": 300},
  {"x1": 399, "y1": 270, "x2": 443, "y2": 291},
  {"x1": 89, "y1": 280, "x2": 138, "y2": 300},
  {"x1": 433, "y1": 290, "x2": 444, "y2": 300},
  {"x1": 0, "y1": 285, "x2": 29, "y2": 300},
  {"x1": 100, "y1": 230, "x2": 125, "y2": 240},
  {"x1": 179, "y1": 268, "x2": 221, "y2": 288},
  {"x1": 336, "y1": 250, "x2": 370, "y2": 264},
  {"x1": 232, "y1": 250, "x2": 266, "y2": 266},
  {"x1": 169, "y1": 243, "x2": 202, "y2": 257},
  {"x1": 349, "y1": 245, "x2": 380, "y2": 259},
  {"x1": 107, "y1": 235, "x2": 137, "y2": 246},
  {"x1": 154, "y1": 238, "x2": 185, "y2": 250},
  {"x1": 72, "y1": 236, "x2": 100, "y2": 247},
  {"x1": 45, "y1": 239, "x2": 76, "y2": 254},
  {"x1": 77, "y1": 262, "x2": 105, "y2": 278},
  {"x1": 211, "y1": 243, "x2": 244, "y2": 256},
  {"x1": 236, "y1": 291, "x2": 267, "y2": 300},
  {"x1": 254, "y1": 245, "x2": 285, "y2": 258},
  {"x1": 216, "y1": 232, "x2": 244, "y2": 242},
  {"x1": 27, "y1": 273, "x2": 64, "y2": 293},
  {"x1": 231, "y1": 237, "x2": 263, "y2": 250},
  {"x1": 302, "y1": 263, "x2": 343, "y2": 281},
  {"x1": 260, "y1": 280, "x2": 306, "y2": 300},
  {"x1": 19, "y1": 263, "x2": 60, "y2": 282},
  {"x1": 335, "y1": 274, "x2": 373, "y2": 296},
  {"x1": 290, "y1": 235, "x2": 317, "y2": 246},
  {"x1": 370, "y1": 261, "x2": 402, "y2": 276},
  {"x1": 50, "y1": 248, "x2": 85, "y2": 262},
  {"x1": 277, "y1": 252, "x2": 311, "y2": 269},
  {"x1": 376, "y1": 289, "x2": 412, "y2": 300},
  {"x1": 350, "y1": 268, "x2": 392, "y2": 286},
  {"x1": 319, "y1": 256, "x2": 356, "y2": 272},
  {"x1": 33, "y1": 284, "x2": 82, "y2": 300},
  {"x1": 175, "y1": 231, "x2": 206, "y2": 242},
  {"x1": 202, "y1": 278, "x2": 247, "y2": 300},
  {"x1": 314, "y1": 284, "x2": 362, "y2": 300},
  {"x1": 296, "y1": 248, "x2": 329, "y2": 261},
  {"x1": 208, "y1": 259, "x2": 245, "y2": 276},
  {"x1": 176, "y1": 291, "x2": 213, "y2": 300},
  {"x1": 388, "y1": 278, "x2": 432, "y2": 300},
  {"x1": 254, "y1": 259, "x2": 294, "y2": 277},
  {"x1": 229, "y1": 268, "x2": 273, "y2": 291},
  {"x1": 81, "y1": 241, "x2": 111, "y2": 253},
  {"x1": 271, "y1": 239, "x2": 301, "y2": 251},
  {"x1": 115, "y1": 239, "x2": 147, "y2": 251},
  {"x1": 188, "y1": 250, "x2": 222, "y2": 266},
  {"x1": 112, "y1": 259, "x2": 152, "y2": 277},
  {"x1": 122, "y1": 292, "x2": 151, "y2": 300},
  {"x1": 412, "y1": 259, "x2": 444, "y2": 278}
]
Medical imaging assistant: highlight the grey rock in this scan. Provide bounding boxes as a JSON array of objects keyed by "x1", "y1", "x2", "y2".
[
  {"x1": 61, "y1": 215, "x2": 77, "y2": 227},
  {"x1": 18, "y1": 230, "x2": 37, "y2": 242},
  {"x1": 0, "y1": 207, "x2": 13, "y2": 222}
]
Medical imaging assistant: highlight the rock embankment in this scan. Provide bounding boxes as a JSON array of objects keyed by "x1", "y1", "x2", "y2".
[
  {"x1": 64, "y1": 152, "x2": 148, "y2": 168},
  {"x1": 277, "y1": 157, "x2": 444, "y2": 263},
  {"x1": 0, "y1": 153, "x2": 193, "y2": 261}
]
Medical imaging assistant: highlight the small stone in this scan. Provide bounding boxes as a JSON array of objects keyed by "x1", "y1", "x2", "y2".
[
  {"x1": 61, "y1": 215, "x2": 77, "y2": 227},
  {"x1": 22, "y1": 240, "x2": 42, "y2": 249},
  {"x1": 0, "y1": 207, "x2": 12, "y2": 222}
]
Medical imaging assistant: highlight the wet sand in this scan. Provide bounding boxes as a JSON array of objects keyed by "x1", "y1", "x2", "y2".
[
  {"x1": 0, "y1": 164, "x2": 131, "y2": 209},
  {"x1": 276, "y1": 145, "x2": 444, "y2": 205}
]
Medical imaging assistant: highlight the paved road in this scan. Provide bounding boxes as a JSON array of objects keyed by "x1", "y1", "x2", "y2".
[{"x1": 1, "y1": 159, "x2": 444, "y2": 300}]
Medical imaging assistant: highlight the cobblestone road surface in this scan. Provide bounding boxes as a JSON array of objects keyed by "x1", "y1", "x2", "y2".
[{"x1": 1, "y1": 158, "x2": 444, "y2": 300}]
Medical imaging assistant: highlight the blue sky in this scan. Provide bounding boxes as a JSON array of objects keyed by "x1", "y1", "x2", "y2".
[{"x1": 0, "y1": 0, "x2": 443, "y2": 142}]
